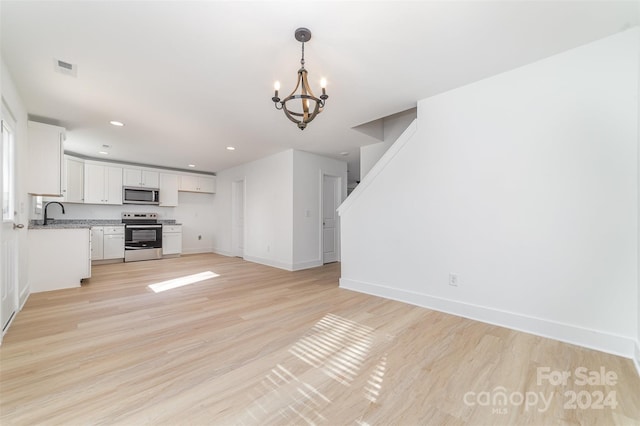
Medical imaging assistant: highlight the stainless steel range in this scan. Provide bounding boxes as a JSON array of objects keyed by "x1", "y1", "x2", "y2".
[{"x1": 122, "y1": 212, "x2": 162, "y2": 262}]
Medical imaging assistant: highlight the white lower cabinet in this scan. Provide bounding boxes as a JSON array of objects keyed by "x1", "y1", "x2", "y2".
[
  {"x1": 91, "y1": 226, "x2": 124, "y2": 261},
  {"x1": 28, "y1": 229, "x2": 90, "y2": 292},
  {"x1": 91, "y1": 227, "x2": 104, "y2": 260},
  {"x1": 104, "y1": 226, "x2": 125, "y2": 259},
  {"x1": 162, "y1": 225, "x2": 182, "y2": 256}
]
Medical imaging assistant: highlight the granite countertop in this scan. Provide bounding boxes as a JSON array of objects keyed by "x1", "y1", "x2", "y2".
[{"x1": 29, "y1": 219, "x2": 180, "y2": 229}]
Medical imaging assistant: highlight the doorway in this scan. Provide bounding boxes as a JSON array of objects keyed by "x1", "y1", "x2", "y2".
[
  {"x1": 231, "y1": 179, "x2": 245, "y2": 258},
  {"x1": 1, "y1": 107, "x2": 18, "y2": 333},
  {"x1": 321, "y1": 174, "x2": 341, "y2": 264}
]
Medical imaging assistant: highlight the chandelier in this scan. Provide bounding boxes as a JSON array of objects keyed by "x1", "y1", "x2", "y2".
[{"x1": 272, "y1": 28, "x2": 328, "y2": 130}]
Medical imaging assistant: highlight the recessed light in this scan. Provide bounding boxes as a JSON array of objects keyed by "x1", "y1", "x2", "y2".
[
  {"x1": 226, "y1": 146, "x2": 236, "y2": 151},
  {"x1": 340, "y1": 151, "x2": 349, "y2": 156},
  {"x1": 98, "y1": 151, "x2": 108, "y2": 155},
  {"x1": 110, "y1": 121, "x2": 124, "y2": 127},
  {"x1": 188, "y1": 164, "x2": 196, "y2": 168}
]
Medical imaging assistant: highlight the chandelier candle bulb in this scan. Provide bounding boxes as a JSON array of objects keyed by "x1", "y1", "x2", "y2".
[{"x1": 272, "y1": 81, "x2": 281, "y2": 103}]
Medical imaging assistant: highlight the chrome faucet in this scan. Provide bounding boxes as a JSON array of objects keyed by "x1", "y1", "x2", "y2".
[{"x1": 43, "y1": 201, "x2": 65, "y2": 225}]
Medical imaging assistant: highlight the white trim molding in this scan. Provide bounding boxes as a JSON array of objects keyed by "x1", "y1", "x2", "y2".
[
  {"x1": 634, "y1": 341, "x2": 640, "y2": 378},
  {"x1": 292, "y1": 259, "x2": 323, "y2": 271},
  {"x1": 337, "y1": 119, "x2": 417, "y2": 217},
  {"x1": 340, "y1": 277, "x2": 637, "y2": 360}
]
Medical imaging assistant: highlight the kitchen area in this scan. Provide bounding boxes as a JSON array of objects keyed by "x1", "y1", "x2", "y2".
[{"x1": 27, "y1": 120, "x2": 216, "y2": 293}]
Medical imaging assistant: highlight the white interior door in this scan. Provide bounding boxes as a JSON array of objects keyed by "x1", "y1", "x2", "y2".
[
  {"x1": 1, "y1": 114, "x2": 19, "y2": 333},
  {"x1": 322, "y1": 175, "x2": 340, "y2": 264},
  {"x1": 231, "y1": 180, "x2": 244, "y2": 257}
]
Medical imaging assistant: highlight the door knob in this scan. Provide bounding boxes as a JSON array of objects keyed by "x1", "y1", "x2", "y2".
[{"x1": 13, "y1": 223, "x2": 24, "y2": 229}]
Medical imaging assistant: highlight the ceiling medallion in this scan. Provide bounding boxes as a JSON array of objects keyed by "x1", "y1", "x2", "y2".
[{"x1": 272, "y1": 27, "x2": 328, "y2": 130}]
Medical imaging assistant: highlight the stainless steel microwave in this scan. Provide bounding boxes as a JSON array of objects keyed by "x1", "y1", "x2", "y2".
[{"x1": 123, "y1": 187, "x2": 160, "y2": 205}]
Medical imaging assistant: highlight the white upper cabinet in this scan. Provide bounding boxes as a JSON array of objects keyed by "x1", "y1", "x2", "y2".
[
  {"x1": 105, "y1": 166, "x2": 123, "y2": 204},
  {"x1": 179, "y1": 174, "x2": 216, "y2": 193},
  {"x1": 159, "y1": 173, "x2": 179, "y2": 207},
  {"x1": 198, "y1": 176, "x2": 216, "y2": 193},
  {"x1": 27, "y1": 121, "x2": 65, "y2": 196},
  {"x1": 123, "y1": 168, "x2": 159, "y2": 188},
  {"x1": 64, "y1": 156, "x2": 84, "y2": 203},
  {"x1": 42, "y1": 155, "x2": 84, "y2": 204},
  {"x1": 57, "y1": 155, "x2": 214, "y2": 206},
  {"x1": 84, "y1": 163, "x2": 123, "y2": 205}
]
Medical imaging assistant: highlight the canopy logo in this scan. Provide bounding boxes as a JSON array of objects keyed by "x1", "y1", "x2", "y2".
[
  {"x1": 463, "y1": 366, "x2": 619, "y2": 415},
  {"x1": 463, "y1": 387, "x2": 553, "y2": 414}
]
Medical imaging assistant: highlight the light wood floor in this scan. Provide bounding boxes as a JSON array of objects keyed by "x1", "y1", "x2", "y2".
[{"x1": 1, "y1": 253, "x2": 638, "y2": 425}]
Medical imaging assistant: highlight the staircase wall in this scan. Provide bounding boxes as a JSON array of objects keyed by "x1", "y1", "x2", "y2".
[{"x1": 339, "y1": 28, "x2": 639, "y2": 358}]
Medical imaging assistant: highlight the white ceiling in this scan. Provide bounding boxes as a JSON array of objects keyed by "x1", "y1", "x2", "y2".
[{"x1": 2, "y1": 1, "x2": 637, "y2": 180}]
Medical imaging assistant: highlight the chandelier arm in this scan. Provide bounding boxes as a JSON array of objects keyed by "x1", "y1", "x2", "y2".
[
  {"x1": 281, "y1": 69, "x2": 304, "y2": 103},
  {"x1": 281, "y1": 95, "x2": 322, "y2": 112},
  {"x1": 300, "y1": 70, "x2": 318, "y2": 100},
  {"x1": 282, "y1": 107, "x2": 303, "y2": 126},
  {"x1": 304, "y1": 102, "x2": 321, "y2": 124},
  {"x1": 282, "y1": 99, "x2": 320, "y2": 123}
]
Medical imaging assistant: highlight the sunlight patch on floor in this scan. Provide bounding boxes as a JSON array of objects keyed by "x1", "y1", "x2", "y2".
[
  {"x1": 238, "y1": 313, "x2": 390, "y2": 425},
  {"x1": 148, "y1": 271, "x2": 219, "y2": 293}
]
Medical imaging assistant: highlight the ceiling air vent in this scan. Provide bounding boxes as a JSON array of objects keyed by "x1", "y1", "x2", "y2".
[{"x1": 54, "y1": 58, "x2": 77, "y2": 77}]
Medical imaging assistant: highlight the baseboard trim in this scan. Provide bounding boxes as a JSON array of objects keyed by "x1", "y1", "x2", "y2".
[
  {"x1": 340, "y1": 278, "x2": 635, "y2": 360},
  {"x1": 19, "y1": 286, "x2": 29, "y2": 310},
  {"x1": 633, "y1": 341, "x2": 640, "y2": 378},
  {"x1": 243, "y1": 255, "x2": 293, "y2": 271},
  {"x1": 182, "y1": 247, "x2": 214, "y2": 255},
  {"x1": 292, "y1": 260, "x2": 323, "y2": 271},
  {"x1": 212, "y1": 248, "x2": 233, "y2": 257},
  {"x1": 211, "y1": 253, "x2": 321, "y2": 271}
]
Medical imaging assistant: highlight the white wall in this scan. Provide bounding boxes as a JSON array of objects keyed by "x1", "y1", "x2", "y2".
[
  {"x1": 292, "y1": 150, "x2": 347, "y2": 270},
  {"x1": 340, "y1": 28, "x2": 639, "y2": 358},
  {"x1": 214, "y1": 150, "x2": 294, "y2": 269},
  {"x1": 360, "y1": 108, "x2": 417, "y2": 180},
  {"x1": 360, "y1": 142, "x2": 392, "y2": 181},
  {"x1": 37, "y1": 192, "x2": 215, "y2": 254},
  {"x1": 244, "y1": 150, "x2": 293, "y2": 268},
  {"x1": 214, "y1": 149, "x2": 346, "y2": 271},
  {"x1": 1, "y1": 58, "x2": 30, "y2": 308}
]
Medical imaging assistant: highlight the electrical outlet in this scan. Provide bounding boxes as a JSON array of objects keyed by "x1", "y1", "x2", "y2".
[{"x1": 449, "y1": 273, "x2": 459, "y2": 287}]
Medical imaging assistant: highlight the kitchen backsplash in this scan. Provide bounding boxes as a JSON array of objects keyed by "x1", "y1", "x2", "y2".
[{"x1": 31, "y1": 197, "x2": 176, "y2": 220}]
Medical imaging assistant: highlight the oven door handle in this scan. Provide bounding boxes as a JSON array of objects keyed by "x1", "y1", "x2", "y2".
[{"x1": 125, "y1": 224, "x2": 162, "y2": 228}]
